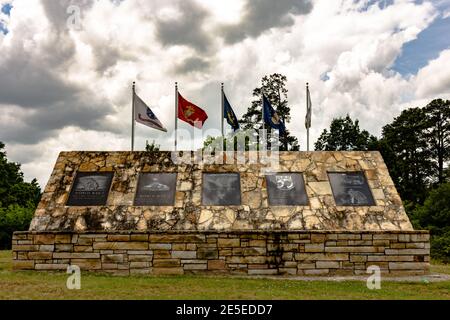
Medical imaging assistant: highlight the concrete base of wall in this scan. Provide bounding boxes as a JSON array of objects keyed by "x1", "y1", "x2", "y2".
[{"x1": 12, "y1": 230, "x2": 430, "y2": 276}]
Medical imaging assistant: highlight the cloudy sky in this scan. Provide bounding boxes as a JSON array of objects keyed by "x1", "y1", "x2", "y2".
[{"x1": 1, "y1": 0, "x2": 450, "y2": 187}]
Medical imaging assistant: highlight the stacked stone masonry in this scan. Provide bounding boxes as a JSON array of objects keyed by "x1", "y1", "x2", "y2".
[
  {"x1": 13, "y1": 231, "x2": 430, "y2": 276},
  {"x1": 30, "y1": 151, "x2": 413, "y2": 232}
]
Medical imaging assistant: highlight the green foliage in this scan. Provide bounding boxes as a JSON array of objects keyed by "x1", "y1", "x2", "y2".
[
  {"x1": 0, "y1": 205, "x2": 35, "y2": 250},
  {"x1": 413, "y1": 183, "x2": 450, "y2": 262},
  {"x1": 0, "y1": 141, "x2": 41, "y2": 249},
  {"x1": 145, "y1": 140, "x2": 160, "y2": 152},
  {"x1": 314, "y1": 115, "x2": 378, "y2": 151},
  {"x1": 239, "y1": 73, "x2": 299, "y2": 151},
  {"x1": 423, "y1": 99, "x2": 450, "y2": 184}
]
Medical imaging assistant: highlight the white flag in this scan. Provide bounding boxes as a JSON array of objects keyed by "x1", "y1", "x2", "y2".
[
  {"x1": 305, "y1": 85, "x2": 312, "y2": 129},
  {"x1": 134, "y1": 93, "x2": 167, "y2": 132}
]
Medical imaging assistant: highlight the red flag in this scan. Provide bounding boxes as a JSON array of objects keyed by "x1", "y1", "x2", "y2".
[{"x1": 178, "y1": 93, "x2": 208, "y2": 129}]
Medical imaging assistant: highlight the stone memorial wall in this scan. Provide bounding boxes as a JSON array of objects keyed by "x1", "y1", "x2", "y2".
[{"x1": 12, "y1": 151, "x2": 430, "y2": 276}]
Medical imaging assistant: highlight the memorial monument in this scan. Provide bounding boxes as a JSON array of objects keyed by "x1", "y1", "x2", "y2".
[{"x1": 12, "y1": 151, "x2": 430, "y2": 276}]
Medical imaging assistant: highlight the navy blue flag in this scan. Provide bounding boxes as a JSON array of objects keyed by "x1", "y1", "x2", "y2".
[
  {"x1": 223, "y1": 93, "x2": 240, "y2": 131},
  {"x1": 263, "y1": 94, "x2": 286, "y2": 134}
]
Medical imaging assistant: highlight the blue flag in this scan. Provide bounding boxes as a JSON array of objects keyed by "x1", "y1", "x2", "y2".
[
  {"x1": 263, "y1": 95, "x2": 286, "y2": 134},
  {"x1": 223, "y1": 93, "x2": 240, "y2": 131}
]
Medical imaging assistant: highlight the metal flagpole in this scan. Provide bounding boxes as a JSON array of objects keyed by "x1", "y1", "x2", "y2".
[
  {"x1": 306, "y1": 82, "x2": 310, "y2": 152},
  {"x1": 131, "y1": 81, "x2": 136, "y2": 152},
  {"x1": 175, "y1": 82, "x2": 178, "y2": 151},
  {"x1": 261, "y1": 91, "x2": 266, "y2": 150},
  {"x1": 221, "y1": 83, "x2": 225, "y2": 138}
]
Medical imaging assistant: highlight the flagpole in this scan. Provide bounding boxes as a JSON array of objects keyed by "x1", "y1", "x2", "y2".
[
  {"x1": 261, "y1": 91, "x2": 266, "y2": 150},
  {"x1": 175, "y1": 82, "x2": 178, "y2": 151},
  {"x1": 306, "y1": 82, "x2": 310, "y2": 152},
  {"x1": 221, "y1": 83, "x2": 225, "y2": 138},
  {"x1": 132, "y1": 81, "x2": 136, "y2": 152}
]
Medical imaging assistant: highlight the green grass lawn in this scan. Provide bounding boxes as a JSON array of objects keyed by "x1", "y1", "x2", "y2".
[{"x1": 1, "y1": 251, "x2": 449, "y2": 300}]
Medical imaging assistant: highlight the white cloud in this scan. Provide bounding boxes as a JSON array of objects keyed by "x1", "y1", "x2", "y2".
[
  {"x1": 415, "y1": 49, "x2": 450, "y2": 99},
  {"x1": 0, "y1": 0, "x2": 449, "y2": 187}
]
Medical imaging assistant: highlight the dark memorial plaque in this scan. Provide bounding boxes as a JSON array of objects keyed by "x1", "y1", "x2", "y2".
[
  {"x1": 328, "y1": 172, "x2": 376, "y2": 206},
  {"x1": 266, "y1": 173, "x2": 308, "y2": 206},
  {"x1": 202, "y1": 173, "x2": 241, "y2": 206},
  {"x1": 67, "y1": 172, "x2": 114, "y2": 206},
  {"x1": 134, "y1": 173, "x2": 177, "y2": 206}
]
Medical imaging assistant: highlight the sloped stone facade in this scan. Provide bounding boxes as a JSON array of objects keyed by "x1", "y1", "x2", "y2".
[{"x1": 29, "y1": 151, "x2": 412, "y2": 232}]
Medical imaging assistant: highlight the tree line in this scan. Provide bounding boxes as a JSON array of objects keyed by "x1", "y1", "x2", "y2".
[{"x1": 0, "y1": 142, "x2": 41, "y2": 249}]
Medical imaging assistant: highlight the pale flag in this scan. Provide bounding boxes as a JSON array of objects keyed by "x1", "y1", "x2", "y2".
[
  {"x1": 134, "y1": 93, "x2": 167, "y2": 132},
  {"x1": 305, "y1": 84, "x2": 312, "y2": 130}
]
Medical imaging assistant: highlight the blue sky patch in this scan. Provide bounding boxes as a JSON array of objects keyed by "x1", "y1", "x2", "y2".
[
  {"x1": 1, "y1": 3, "x2": 12, "y2": 16},
  {"x1": 0, "y1": 22, "x2": 8, "y2": 34},
  {"x1": 392, "y1": 12, "x2": 450, "y2": 76}
]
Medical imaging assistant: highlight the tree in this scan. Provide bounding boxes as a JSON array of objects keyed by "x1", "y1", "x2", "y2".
[
  {"x1": 423, "y1": 99, "x2": 450, "y2": 185},
  {"x1": 0, "y1": 142, "x2": 41, "y2": 249},
  {"x1": 0, "y1": 142, "x2": 41, "y2": 208},
  {"x1": 412, "y1": 183, "x2": 450, "y2": 262},
  {"x1": 380, "y1": 107, "x2": 433, "y2": 204},
  {"x1": 239, "y1": 73, "x2": 299, "y2": 151},
  {"x1": 145, "y1": 140, "x2": 160, "y2": 152},
  {"x1": 314, "y1": 115, "x2": 378, "y2": 151}
]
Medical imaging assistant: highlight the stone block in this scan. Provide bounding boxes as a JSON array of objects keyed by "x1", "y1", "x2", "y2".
[
  {"x1": 310, "y1": 234, "x2": 326, "y2": 243},
  {"x1": 130, "y1": 262, "x2": 150, "y2": 269},
  {"x1": 385, "y1": 249, "x2": 429, "y2": 255},
  {"x1": 171, "y1": 251, "x2": 197, "y2": 259},
  {"x1": 350, "y1": 255, "x2": 367, "y2": 263},
  {"x1": 248, "y1": 269, "x2": 278, "y2": 275},
  {"x1": 154, "y1": 250, "x2": 171, "y2": 259},
  {"x1": 153, "y1": 259, "x2": 180, "y2": 267},
  {"x1": 55, "y1": 234, "x2": 72, "y2": 244},
  {"x1": 13, "y1": 261, "x2": 35, "y2": 270},
  {"x1": 373, "y1": 234, "x2": 397, "y2": 241},
  {"x1": 107, "y1": 235, "x2": 130, "y2": 241},
  {"x1": 325, "y1": 246, "x2": 381, "y2": 253},
  {"x1": 55, "y1": 244, "x2": 73, "y2": 252},
  {"x1": 184, "y1": 264, "x2": 207, "y2": 270},
  {"x1": 35, "y1": 234, "x2": 55, "y2": 245},
  {"x1": 244, "y1": 256, "x2": 268, "y2": 264},
  {"x1": 71, "y1": 259, "x2": 102, "y2": 270},
  {"x1": 148, "y1": 243, "x2": 171, "y2": 250},
  {"x1": 411, "y1": 234, "x2": 430, "y2": 242},
  {"x1": 243, "y1": 247, "x2": 266, "y2": 255},
  {"x1": 130, "y1": 234, "x2": 149, "y2": 242},
  {"x1": 388, "y1": 262, "x2": 429, "y2": 270},
  {"x1": 304, "y1": 269, "x2": 329, "y2": 275},
  {"x1": 305, "y1": 243, "x2": 324, "y2": 252},
  {"x1": 337, "y1": 234, "x2": 361, "y2": 240},
  {"x1": 197, "y1": 248, "x2": 218, "y2": 259},
  {"x1": 28, "y1": 252, "x2": 53, "y2": 260},
  {"x1": 149, "y1": 234, "x2": 205, "y2": 243},
  {"x1": 208, "y1": 260, "x2": 227, "y2": 270},
  {"x1": 53, "y1": 252, "x2": 100, "y2": 259},
  {"x1": 218, "y1": 238, "x2": 240, "y2": 248},
  {"x1": 128, "y1": 255, "x2": 153, "y2": 262},
  {"x1": 152, "y1": 268, "x2": 184, "y2": 275},
  {"x1": 94, "y1": 242, "x2": 149, "y2": 250},
  {"x1": 35, "y1": 264, "x2": 68, "y2": 270},
  {"x1": 74, "y1": 246, "x2": 93, "y2": 252},
  {"x1": 102, "y1": 254, "x2": 125, "y2": 263},
  {"x1": 295, "y1": 253, "x2": 349, "y2": 262},
  {"x1": 39, "y1": 245, "x2": 55, "y2": 252},
  {"x1": 12, "y1": 245, "x2": 38, "y2": 252},
  {"x1": 279, "y1": 268, "x2": 297, "y2": 275},
  {"x1": 316, "y1": 261, "x2": 340, "y2": 269}
]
